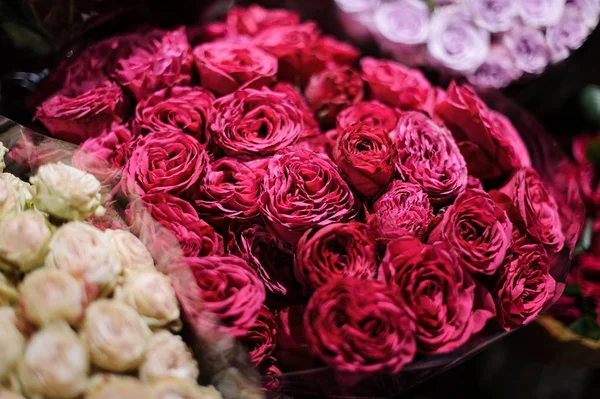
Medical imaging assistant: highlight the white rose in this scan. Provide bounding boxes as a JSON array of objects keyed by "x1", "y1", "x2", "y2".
[
  {"x1": 151, "y1": 378, "x2": 223, "y2": 399},
  {"x1": 46, "y1": 222, "x2": 122, "y2": 296},
  {"x1": 0, "y1": 390, "x2": 26, "y2": 399},
  {"x1": 0, "y1": 307, "x2": 25, "y2": 382},
  {"x1": 0, "y1": 143, "x2": 7, "y2": 173},
  {"x1": 0, "y1": 272, "x2": 18, "y2": 306},
  {"x1": 81, "y1": 300, "x2": 151, "y2": 372},
  {"x1": 139, "y1": 330, "x2": 199, "y2": 383},
  {"x1": 18, "y1": 321, "x2": 89, "y2": 399},
  {"x1": 0, "y1": 173, "x2": 34, "y2": 221},
  {"x1": 85, "y1": 375, "x2": 150, "y2": 399},
  {"x1": 105, "y1": 229, "x2": 155, "y2": 273},
  {"x1": 0, "y1": 210, "x2": 52, "y2": 272},
  {"x1": 30, "y1": 162, "x2": 104, "y2": 221}
]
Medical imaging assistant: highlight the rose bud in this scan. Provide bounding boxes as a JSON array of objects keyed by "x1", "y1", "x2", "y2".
[
  {"x1": 124, "y1": 130, "x2": 209, "y2": 196},
  {"x1": 497, "y1": 167, "x2": 565, "y2": 253},
  {"x1": 304, "y1": 278, "x2": 417, "y2": 373},
  {"x1": 304, "y1": 66, "x2": 364, "y2": 126},
  {"x1": 243, "y1": 306, "x2": 277, "y2": 366},
  {"x1": 114, "y1": 271, "x2": 180, "y2": 329},
  {"x1": 332, "y1": 123, "x2": 395, "y2": 196},
  {"x1": 503, "y1": 25, "x2": 551, "y2": 75},
  {"x1": 428, "y1": 189, "x2": 513, "y2": 275},
  {"x1": 139, "y1": 330, "x2": 199, "y2": 382},
  {"x1": 46, "y1": 222, "x2": 122, "y2": 296},
  {"x1": 18, "y1": 322, "x2": 89, "y2": 399},
  {"x1": 272, "y1": 82, "x2": 321, "y2": 138},
  {"x1": 132, "y1": 86, "x2": 215, "y2": 148},
  {"x1": 518, "y1": 0, "x2": 565, "y2": 27},
  {"x1": 427, "y1": 6, "x2": 490, "y2": 72},
  {"x1": 0, "y1": 390, "x2": 25, "y2": 399},
  {"x1": 86, "y1": 375, "x2": 150, "y2": 399},
  {"x1": 467, "y1": 44, "x2": 523, "y2": 89},
  {"x1": 176, "y1": 255, "x2": 266, "y2": 337},
  {"x1": 0, "y1": 143, "x2": 7, "y2": 172},
  {"x1": 0, "y1": 308, "x2": 25, "y2": 382},
  {"x1": 35, "y1": 80, "x2": 128, "y2": 144},
  {"x1": 105, "y1": 229, "x2": 155, "y2": 273},
  {"x1": 112, "y1": 28, "x2": 194, "y2": 101},
  {"x1": 151, "y1": 379, "x2": 222, "y2": 399},
  {"x1": 208, "y1": 88, "x2": 303, "y2": 158},
  {"x1": 82, "y1": 299, "x2": 151, "y2": 372},
  {"x1": 368, "y1": 181, "x2": 434, "y2": 243},
  {"x1": 0, "y1": 211, "x2": 52, "y2": 272},
  {"x1": 393, "y1": 111, "x2": 467, "y2": 204},
  {"x1": 0, "y1": 272, "x2": 18, "y2": 306},
  {"x1": 226, "y1": 5, "x2": 301, "y2": 36},
  {"x1": 19, "y1": 268, "x2": 88, "y2": 327},
  {"x1": 494, "y1": 244, "x2": 556, "y2": 329},
  {"x1": 260, "y1": 148, "x2": 359, "y2": 245},
  {"x1": 30, "y1": 162, "x2": 104, "y2": 221},
  {"x1": 193, "y1": 40, "x2": 278, "y2": 96},
  {"x1": 336, "y1": 101, "x2": 398, "y2": 134},
  {"x1": 546, "y1": 7, "x2": 591, "y2": 63},
  {"x1": 467, "y1": 0, "x2": 518, "y2": 32},
  {"x1": 379, "y1": 237, "x2": 496, "y2": 354}
]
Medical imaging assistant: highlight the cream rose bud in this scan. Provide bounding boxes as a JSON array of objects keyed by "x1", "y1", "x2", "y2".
[
  {"x1": 0, "y1": 272, "x2": 18, "y2": 306},
  {"x1": 19, "y1": 268, "x2": 87, "y2": 327},
  {"x1": 0, "y1": 210, "x2": 52, "y2": 272},
  {"x1": 0, "y1": 142, "x2": 8, "y2": 173},
  {"x1": 114, "y1": 271, "x2": 180, "y2": 329},
  {"x1": 86, "y1": 375, "x2": 150, "y2": 399},
  {"x1": 151, "y1": 378, "x2": 223, "y2": 399},
  {"x1": 18, "y1": 321, "x2": 89, "y2": 399},
  {"x1": 0, "y1": 307, "x2": 25, "y2": 382},
  {"x1": 0, "y1": 390, "x2": 26, "y2": 399},
  {"x1": 81, "y1": 300, "x2": 151, "y2": 372},
  {"x1": 139, "y1": 330, "x2": 199, "y2": 383},
  {"x1": 0, "y1": 173, "x2": 34, "y2": 220},
  {"x1": 30, "y1": 162, "x2": 104, "y2": 221},
  {"x1": 105, "y1": 229, "x2": 155, "y2": 273},
  {"x1": 46, "y1": 222, "x2": 122, "y2": 296}
]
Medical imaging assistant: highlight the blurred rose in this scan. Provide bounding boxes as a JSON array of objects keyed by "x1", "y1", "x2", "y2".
[
  {"x1": 272, "y1": 82, "x2": 320, "y2": 138},
  {"x1": 548, "y1": 294, "x2": 582, "y2": 325},
  {"x1": 467, "y1": 0, "x2": 517, "y2": 32},
  {"x1": 86, "y1": 375, "x2": 150, "y2": 399},
  {"x1": 566, "y1": 0, "x2": 600, "y2": 29},
  {"x1": 226, "y1": 5, "x2": 301, "y2": 36},
  {"x1": 294, "y1": 129, "x2": 340, "y2": 156},
  {"x1": 0, "y1": 143, "x2": 6, "y2": 173},
  {"x1": 260, "y1": 357, "x2": 283, "y2": 396},
  {"x1": 105, "y1": 229, "x2": 155, "y2": 274},
  {"x1": 336, "y1": 101, "x2": 398, "y2": 133},
  {"x1": 151, "y1": 379, "x2": 221, "y2": 399},
  {"x1": 0, "y1": 173, "x2": 34, "y2": 220},
  {"x1": 0, "y1": 308, "x2": 25, "y2": 382},
  {"x1": 314, "y1": 36, "x2": 360, "y2": 66},
  {"x1": 467, "y1": 44, "x2": 523, "y2": 89},
  {"x1": 466, "y1": 175, "x2": 484, "y2": 190},
  {"x1": 243, "y1": 305, "x2": 277, "y2": 366},
  {"x1": 79, "y1": 123, "x2": 133, "y2": 166},
  {"x1": 546, "y1": 6, "x2": 591, "y2": 63},
  {"x1": 518, "y1": 0, "x2": 565, "y2": 27},
  {"x1": 0, "y1": 272, "x2": 17, "y2": 306},
  {"x1": 0, "y1": 211, "x2": 52, "y2": 272},
  {"x1": 139, "y1": 330, "x2": 199, "y2": 382},
  {"x1": 572, "y1": 253, "x2": 600, "y2": 299},
  {"x1": 503, "y1": 25, "x2": 550, "y2": 74},
  {"x1": 373, "y1": 1, "x2": 430, "y2": 45}
]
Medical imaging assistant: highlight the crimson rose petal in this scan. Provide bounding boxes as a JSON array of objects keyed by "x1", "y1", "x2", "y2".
[
  {"x1": 336, "y1": 101, "x2": 398, "y2": 133},
  {"x1": 272, "y1": 82, "x2": 320, "y2": 138},
  {"x1": 226, "y1": 5, "x2": 301, "y2": 36},
  {"x1": 242, "y1": 305, "x2": 277, "y2": 366}
]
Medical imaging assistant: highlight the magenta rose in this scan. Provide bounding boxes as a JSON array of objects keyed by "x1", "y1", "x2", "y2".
[
  {"x1": 368, "y1": 181, "x2": 434, "y2": 243},
  {"x1": 313, "y1": 35, "x2": 360, "y2": 67},
  {"x1": 572, "y1": 253, "x2": 600, "y2": 300},
  {"x1": 193, "y1": 40, "x2": 278, "y2": 96},
  {"x1": 260, "y1": 357, "x2": 283, "y2": 396},
  {"x1": 428, "y1": 189, "x2": 513, "y2": 275},
  {"x1": 360, "y1": 57, "x2": 432, "y2": 112},
  {"x1": 466, "y1": 175, "x2": 484, "y2": 190},
  {"x1": 392, "y1": 111, "x2": 467, "y2": 204},
  {"x1": 260, "y1": 148, "x2": 359, "y2": 245},
  {"x1": 242, "y1": 305, "x2": 277, "y2": 366},
  {"x1": 304, "y1": 278, "x2": 417, "y2": 373},
  {"x1": 294, "y1": 129, "x2": 340, "y2": 156},
  {"x1": 35, "y1": 80, "x2": 128, "y2": 144},
  {"x1": 489, "y1": 110, "x2": 532, "y2": 167},
  {"x1": 272, "y1": 82, "x2": 320, "y2": 138},
  {"x1": 336, "y1": 101, "x2": 398, "y2": 134},
  {"x1": 332, "y1": 123, "x2": 395, "y2": 197},
  {"x1": 379, "y1": 237, "x2": 496, "y2": 354},
  {"x1": 208, "y1": 88, "x2": 303, "y2": 158},
  {"x1": 132, "y1": 86, "x2": 215, "y2": 148},
  {"x1": 294, "y1": 222, "x2": 377, "y2": 292},
  {"x1": 79, "y1": 123, "x2": 133, "y2": 162},
  {"x1": 112, "y1": 28, "x2": 194, "y2": 100},
  {"x1": 124, "y1": 130, "x2": 209, "y2": 195},
  {"x1": 548, "y1": 294, "x2": 582, "y2": 325},
  {"x1": 225, "y1": 5, "x2": 301, "y2": 36}
]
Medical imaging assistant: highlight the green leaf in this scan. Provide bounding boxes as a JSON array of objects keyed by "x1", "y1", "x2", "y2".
[
  {"x1": 581, "y1": 85, "x2": 600, "y2": 128},
  {"x1": 568, "y1": 314, "x2": 600, "y2": 340},
  {"x1": 563, "y1": 285, "x2": 582, "y2": 296},
  {"x1": 574, "y1": 218, "x2": 594, "y2": 256},
  {"x1": 0, "y1": 21, "x2": 52, "y2": 57},
  {"x1": 586, "y1": 140, "x2": 600, "y2": 163}
]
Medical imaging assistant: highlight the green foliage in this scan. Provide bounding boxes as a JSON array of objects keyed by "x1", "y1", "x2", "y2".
[{"x1": 569, "y1": 314, "x2": 600, "y2": 340}]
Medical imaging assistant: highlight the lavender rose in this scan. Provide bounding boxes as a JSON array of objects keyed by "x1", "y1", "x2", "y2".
[
  {"x1": 373, "y1": 0, "x2": 430, "y2": 45},
  {"x1": 467, "y1": 0, "x2": 518, "y2": 32},
  {"x1": 467, "y1": 44, "x2": 523, "y2": 89},
  {"x1": 518, "y1": 0, "x2": 566, "y2": 27},
  {"x1": 503, "y1": 25, "x2": 550, "y2": 74},
  {"x1": 546, "y1": 7, "x2": 591, "y2": 63}
]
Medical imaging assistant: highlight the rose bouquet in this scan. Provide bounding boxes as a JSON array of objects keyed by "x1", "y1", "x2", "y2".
[{"x1": 19, "y1": 3, "x2": 584, "y2": 397}]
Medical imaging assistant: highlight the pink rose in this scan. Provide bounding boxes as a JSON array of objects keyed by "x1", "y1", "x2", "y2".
[
  {"x1": 428, "y1": 189, "x2": 513, "y2": 275},
  {"x1": 466, "y1": 175, "x2": 484, "y2": 190},
  {"x1": 225, "y1": 5, "x2": 301, "y2": 36},
  {"x1": 304, "y1": 278, "x2": 417, "y2": 373},
  {"x1": 294, "y1": 129, "x2": 339, "y2": 156},
  {"x1": 193, "y1": 40, "x2": 278, "y2": 96},
  {"x1": 260, "y1": 149, "x2": 359, "y2": 245},
  {"x1": 272, "y1": 82, "x2": 320, "y2": 138},
  {"x1": 242, "y1": 305, "x2": 277, "y2": 366},
  {"x1": 313, "y1": 36, "x2": 360, "y2": 67},
  {"x1": 260, "y1": 357, "x2": 283, "y2": 396},
  {"x1": 336, "y1": 101, "x2": 398, "y2": 133},
  {"x1": 489, "y1": 111, "x2": 532, "y2": 167},
  {"x1": 392, "y1": 111, "x2": 467, "y2": 204},
  {"x1": 332, "y1": 123, "x2": 395, "y2": 196},
  {"x1": 572, "y1": 253, "x2": 600, "y2": 300},
  {"x1": 80, "y1": 124, "x2": 133, "y2": 162},
  {"x1": 379, "y1": 237, "x2": 496, "y2": 354}
]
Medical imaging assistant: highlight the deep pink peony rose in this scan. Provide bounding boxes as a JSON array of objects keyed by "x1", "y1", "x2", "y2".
[
  {"x1": 368, "y1": 181, "x2": 434, "y2": 243},
  {"x1": 272, "y1": 82, "x2": 320, "y2": 138},
  {"x1": 132, "y1": 86, "x2": 215, "y2": 147},
  {"x1": 489, "y1": 111, "x2": 532, "y2": 167},
  {"x1": 360, "y1": 57, "x2": 432, "y2": 112},
  {"x1": 304, "y1": 278, "x2": 417, "y2": 373},
  {"x1": 466, "y1": 175, "x2": 484, "y2": 190},
  {"x1": 392, "y1": 111, "x2": 467, "y2": 204},
  {"x1": 428, "y1": 189, "x2": 513, "y2": 275},
  {"x1": 225, "y1": 5, "x2": 301, "y2": 36},
  {"x1": 242, "y1": 305, "x2": 277, "y2": 366},
  {"x1": 123, "y1": 130, "x2": 209, "y2": 195},
  {"x1": 79, "y1": 123, "x2": 133, "y2": 162},
  {"x1": 294, "y1": 222, "x2": 377, "y2": 292},
  {"x1": 294, "y1": 129, "x2": 339, "y2": 156},
  {"x1": 336, "y1": 101, "x2": 398, "y2": 133},
  {"x1": 304, "y1": 66, "x2": 364, "y2": 126},
  {"x1": 332, "y1": 123, "x2": 396, "y2": 196},
  {"x1": 313, "y1": 36, "x2": 360, "y2": 67},
  {"x1": 208, "y1": 88, "x2": 303, "y2": 158},
  {"x1": 379, "y1": 237, "x2": 496, "y2": 354},
  {"x1": 260, "y1": 148, "x2": 359, "y2": 245},
  {"x1": 35, "y1": 80, "x2": 128, "y2": 144},
  {"x1": 193, "y1": 40, "x2": 278, "y2": 96}
]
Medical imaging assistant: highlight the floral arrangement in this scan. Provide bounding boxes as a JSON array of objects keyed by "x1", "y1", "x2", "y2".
[
  {"x1": 26, "y1": 4, "x2": 579, "y2": 396},
  {"x1": 334, "y1": 0, "x2": 600, "y2": 88}
]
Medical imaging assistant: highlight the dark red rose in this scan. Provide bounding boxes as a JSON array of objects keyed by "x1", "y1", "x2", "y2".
[
  {"x1": 466, "y1": 175, "x2": 484, "y2": 190},
  {"x1": 392, "y1": 111, "x2": 467, "y2": 204},
  {"x1": 294, "y1": 222, "x2": 377, "y2": 292},
  {"x1": 132, "y1": 86, "x2": 215, "y2": 147},
  {"x1": 336, "y1": 100, "x2": 398, "y2": 133},
  {"x1": 260, "y1": 148, "x2": 359, "y2": 245},
  {"x1": 242, "y1": 305, "x2": 277, "y2": 366},
  {"x1": 304, "y1": 278, "x2": 417, "y2": 373},
  {"x1": 368, "y1": 181, "x2": 434, "y2": 243},
  {"x1": 572, "y1": 253, "x2": 600, "y2": 300},
  {"x1": 304, "y1": 66, "x2": 364, "y2": 126},
  {"x1": 428, "y1": 189, "x2": 513, "y2": 275},
  {"x1": 294, "y1": 129, "x2": 339, "y2": 156},
  {"x1": 332, "y1": 123, "x2": 395, "y2": 196},
  {"x1": 225, "y1": 5, "x2": 301, "y2": 36},
  {"x1": 548, "y1": 294, "x2": 582, "y2": 325},
  {"x1": 193, "y1": 40, "x2": 278, "y2": 96},
  {"x1": 276, "y1": 305, "x2": 318, "y2": 370},
  {"x1": 208, "y1": 88, "x2": 303, "y2": 158},
  {"x1": 379, "y1": 237, "x2": 496, "y2": 354},
  {"x1": 187, "y1": 22, "x2": 231, "y2": 43},
  {"x1": 272, "y1": 82, "x2": 320, "y2": 138},
  {"x1": 313, "y1": 35, "x2": 360, "y2": 66},
  {"x1": 572, "y1": 135, "x2": 600, "y2": 210},
  {"x1": 360, "y1": 57, "x2": 432, "y2": 112},
  {"x1": 35, "y1": 80, "x2": 128, "y2": 144},
  {"x1": 123, "y1": 130, "x2": 209, "y2": 195},
  {"x1": 260, "y1": 357, "x2": 283, "y2": 397}
]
